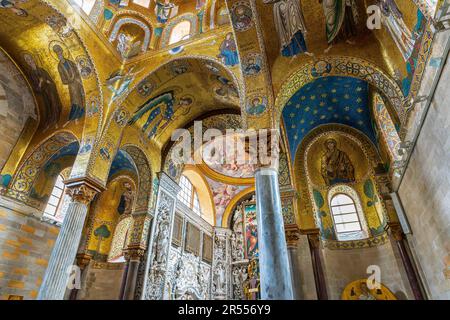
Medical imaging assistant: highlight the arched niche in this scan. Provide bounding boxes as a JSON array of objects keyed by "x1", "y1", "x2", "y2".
[
  {"x1": 121, "y1": 144, "x2": 152, "y2": 214},
  {"x1": 108, "y1": 15, "x2": 152, "y2": 58},
  {"x1": 294, "y1": 124, "x2": 388, "y2": 246},
  {"x1": 28, "y1": 141, "x2": 80, "y2": 210},
  {"x1": 160, "y1": 14, "x2": 198, "y2": 48},
  {"x1": 85, "y1": 175, "x2": 137, "y2": 261},
  {"x1": 4, "y1": 131, "x2": 79, "y2": 208}
]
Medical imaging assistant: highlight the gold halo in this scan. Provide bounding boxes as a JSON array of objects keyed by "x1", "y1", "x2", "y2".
[{"x1": 48, "y1": 40, "x2": 69, "y2": 61}]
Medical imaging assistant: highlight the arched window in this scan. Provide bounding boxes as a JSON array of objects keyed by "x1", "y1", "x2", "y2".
[
  {"x1": 330, "y1": 194, "x2": 362, "y2": 234},
  {"x1": 169, "y1": 21, "x2": 192, "y2": 45},
  {"x1": 374, "y1": 94, "x2": 401, "y2": 163},
  {"x1": 328, "y1": 186, "x2": 369, "y2": 241},
  {"x1": 73, "y1": 0, "x2": 97, "y2": 14},
  {"x1": 43, "y1": 174, "x2": 69, "y2": 223},
  {"x1": 177, "y1": 175, "x2": 202, "y2": 216}
]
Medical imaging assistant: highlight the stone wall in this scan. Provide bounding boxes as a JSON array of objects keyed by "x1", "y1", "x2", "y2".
[
  {"x1": 294, "y1": 235, "x2": 317, "y2": 299},
  {"x1": 0, "y1": 198, "x2": 58, "y2": 300},
  {"x1": 398, "y1": 54, "x2": 450, "y2": 300},
  {"x1": 321, "y1": 240, "x2": 413, "y2": 300},
  {"x1": 76, "y1": 261, "x2": 125, "y2": 300},
  {"x1": 0, "y1": 50, "x2": 36, "y2": 170}
]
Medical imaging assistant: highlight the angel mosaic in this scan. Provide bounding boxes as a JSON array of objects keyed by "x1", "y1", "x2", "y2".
[
  {"x1": 117, "y1": 32, "x2": 142, "y2": 59},
  {"x1": 106, "y1": 65, "x2": 143, "y2": 102},
  {"x1": 128, "y1": 91, "x2": 193, "y2": 140}
]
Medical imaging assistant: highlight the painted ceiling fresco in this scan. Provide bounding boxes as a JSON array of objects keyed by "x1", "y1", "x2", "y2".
[
  {"x1": 282, "y1": 76, "x2": 376, "y2": 158},
  {"x1": 202, "y1": 134, "x2": 255, "y2": 179}
]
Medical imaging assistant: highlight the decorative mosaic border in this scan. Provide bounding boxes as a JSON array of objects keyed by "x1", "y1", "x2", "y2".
[{"x1": 322, "y1": 232, "x2": 389, "y2": 250}]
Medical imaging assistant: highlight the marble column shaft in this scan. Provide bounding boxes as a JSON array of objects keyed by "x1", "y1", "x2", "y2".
[
  {"x1": 255, "y1": 168, "x2": 293, "y2": 300},
  {"x1": 308, "y1": 233, "x2": 328, "y2": 300},
  {"x1": 121, "y1": 257, "x2": 141, "y2": 300},
  {"x1": 287, "y1": 247, "x2": 302, "y2": 299},
  {"x1": 37, "y1": 201, "x2": 89, "y2": 300},
  {"x1": 391, "y1": 226, "x2": 426, "y2": 300}
]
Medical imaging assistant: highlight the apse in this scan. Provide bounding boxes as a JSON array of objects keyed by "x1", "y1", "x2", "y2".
[{"x1": 282, "y1": 76, "x2": 377, "y2": 158}]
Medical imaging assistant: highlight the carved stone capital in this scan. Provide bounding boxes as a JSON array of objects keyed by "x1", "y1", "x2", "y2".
[
  {"x1": 285, "y1": 225, "x2": 301, "y2": 247},
  {"x1": 307, "y1": 232, "x2": 321, "y2": 249},
  {"x1": 124, "y1": 248, "x2": 145, "y2": 261},
  {"x1": 65, "y1": 183, "x2": 99, "y2": 205},
  {"x1": 76, "y1": 253, "x2": 93, "y2": 270},
  {"x1": 389, "y1": 223, "x2": 405, "y2": 241}
]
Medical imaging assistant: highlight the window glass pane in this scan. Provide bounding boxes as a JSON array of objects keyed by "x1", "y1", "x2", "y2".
[
  {"x1": 55, "y1": 177, "x2": 64, "y2": 189},
  {"x1": 332, "y1": 204, "x2": 357, "y2": 215},
  {"x1": 331, "y1": 193, "x2": 362, "y2": 234},
  {"x1": 331, "y1": 194, "x2": 354, "y2": 206},
  {"x1": 48, "y1": 195, "x2": 60, "y2": 206},
  {"x1": 193, "y1": 191, "x2": 201, "y2": 215},
  {"x1": 44, "y1": 205, "x2": 57, "y2": 216},
  {"x1": 335, "y1": 224, "x2": 347, "y2": 233},
  {"x1": 177, "y1": 175, "x2": 193, "y2": 208},
  {"x1": 333, "y1": 214, "x2": 359, "y2": 224},
  {"x1": 43, "y1": 174, "x2": 66, "y2": 221},
  {"x1": 339, "y1": 213, "x2": 359, "y2": 223},
  {"x1": 339, "y1": 222, "x2": 361, "y2": 232},
  {"x1": 55, "y1": 194, "x2": 70, "y2": 222},
  {"x1": 53, "y1": 187, "x2": 64, "y2": 197}
]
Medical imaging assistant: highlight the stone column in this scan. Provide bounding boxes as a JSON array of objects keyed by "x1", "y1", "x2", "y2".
[
  {"x1": 285, "y1": 225, "x2": 302, "y2": 300},
  {"x1": 390, "y1": 224, "x2": 426, "y2": 300},
  {"x1": 255, "y1": 167, "x2": 293, "y2": 300},
  {"x1": 249, "y1": 129, "x2": 293, "y2": 300},
  {"x1": 307, "y1": 232, "x2": 328, "y2": 300},
  {"x1": 140, "y1": 172, "x2": 180, "y2": 300},
  {"x1": 121, "y1": 249, "x2": 145, "y2": 300},
  {"x1": 38, "y1": 181, "x2": 100, "y2": 300}
]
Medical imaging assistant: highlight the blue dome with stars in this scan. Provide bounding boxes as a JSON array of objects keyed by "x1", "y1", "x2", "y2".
[{"x1": 282, "y1": 76, "x2": 377, "y2": 158}]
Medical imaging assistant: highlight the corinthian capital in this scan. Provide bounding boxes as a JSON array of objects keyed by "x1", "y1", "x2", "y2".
[
  {"x1": 285, "y1": 225, "x2": 301, "y2": 247},
  {"x1": 65, "y1": 181, "x2": 100, "y2": 205}
]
